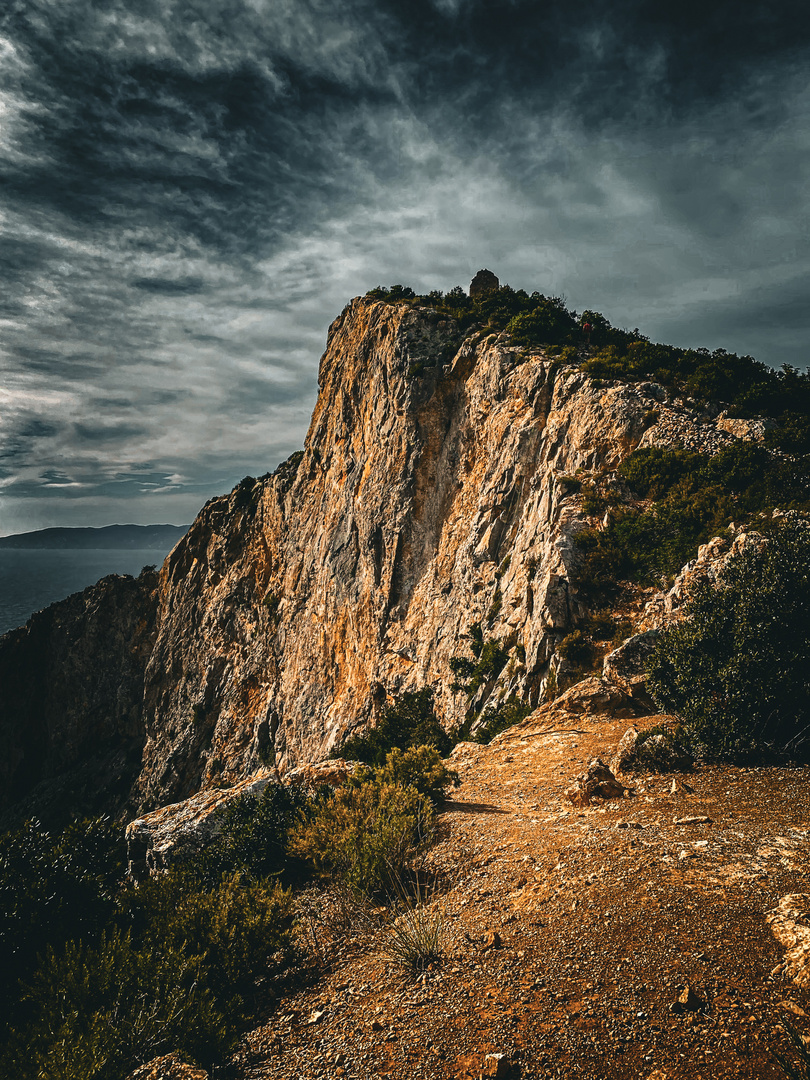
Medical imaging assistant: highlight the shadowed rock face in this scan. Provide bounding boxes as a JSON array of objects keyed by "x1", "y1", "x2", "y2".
[
  {"x1": 0, "y1": 569, "x2": 159, "y2": 824},
  {"x1": 0, "y1": 296, "x2": 756, "y2": 820}
]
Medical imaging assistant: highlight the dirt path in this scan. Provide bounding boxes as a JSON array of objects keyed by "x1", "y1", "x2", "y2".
[{"x1": 234, "y1": 711, "x2": 810, "y2": 1080}]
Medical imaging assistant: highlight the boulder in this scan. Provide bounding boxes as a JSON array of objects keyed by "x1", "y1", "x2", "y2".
[
  {"x1": 602, "y1": 631, "x2": 660, "y2": 703},
  {"x1": 552, "y1": 677, "x2": 637, "y2": 717},
  {"x1": 767, "y1": 894, "x2": 810, "y2": 988},
  {"x1": 126, "y1": 770, "x2": 274, "y2": 880},
  {"x1": 670, "y1": 984, "x2": 705, "y2": 1014},
  {"x1": 565, "y1": 757, "x2": 627, "y2": 806},
  {"x1": 612, "y1": 722, "x2": 693, "y2": 774},
  {"x1": 285, "y1": 758, "x2": 359, "y2": 789}
]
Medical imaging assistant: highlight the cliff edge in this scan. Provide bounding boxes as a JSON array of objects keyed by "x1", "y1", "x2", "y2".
[{"x1": 0, "y1": 295, "x2": 766, "y2": 820}]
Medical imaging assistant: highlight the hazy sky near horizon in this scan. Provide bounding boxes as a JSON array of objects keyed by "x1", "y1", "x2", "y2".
[{"x1": 1, "y1": 0, "x2": 809, "y2": 533}]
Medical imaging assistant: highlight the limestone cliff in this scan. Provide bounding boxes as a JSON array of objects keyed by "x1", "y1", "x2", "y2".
[{"x1": 0, "y1": 296, "x2": 762, "y2": 818}]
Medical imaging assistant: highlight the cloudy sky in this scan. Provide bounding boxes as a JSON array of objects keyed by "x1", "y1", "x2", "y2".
[{"x1": 1, "y1": 0, "x2": 809, "y2": 533}]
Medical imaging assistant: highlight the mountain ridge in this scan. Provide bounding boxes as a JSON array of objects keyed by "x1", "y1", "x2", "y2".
[
  {"x1": 0, "y1": 287, "x2": 804, "y2": 826},
  {"x1": 0, "y1": 524, "x2": 189, "y2": 550}
]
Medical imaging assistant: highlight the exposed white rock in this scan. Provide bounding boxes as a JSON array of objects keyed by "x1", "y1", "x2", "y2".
[
  {"x1": 767, "y1": 894, "x2": 810, "y2": 989},
  {"x1": 126, "y1": 770, "x2": 274, "y2": 879}
]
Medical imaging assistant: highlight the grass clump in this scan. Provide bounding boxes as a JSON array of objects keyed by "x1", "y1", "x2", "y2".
[
  {"x1": 772, "y1": 1021, "x2": 810, "y2": 1079},
  {"x1": 450, "y1": 625, "x2": 531, "y2": 742},
  {"x1": 378, "y1": 899, "x2": 448, "y2": 974}
]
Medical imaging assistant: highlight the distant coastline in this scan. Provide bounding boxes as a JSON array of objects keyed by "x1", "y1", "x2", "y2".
[{"x1": 0, "y1": 524, "x2": 189, "y2": 550}]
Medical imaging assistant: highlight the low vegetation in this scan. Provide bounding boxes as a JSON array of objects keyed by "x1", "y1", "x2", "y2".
[
  {"x1": 335, "y1": 687, "x2": 453, "y2": 765},
  {"x1": 290, "y1": 777, "x2": 435, "y2": 897},
  {"x1": 647, "y1": 520, "x2": 810, "y2": 762},
  {"x1": 449, "y1": 623, "x2": 532, "y2": 742},
  {"x1": 365, "y1": 283, "x2": 810, "y2": 424},
  {"x1": 574, "y1": 442, "x2": 810, "y2": 598},
  {"x1": 0, "y1": 734, "x2": 457, "y2": 1077}
]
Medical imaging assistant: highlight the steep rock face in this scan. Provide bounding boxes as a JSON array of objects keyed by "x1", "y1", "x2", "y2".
[
  {"x1": 0, "y1": 297, "x2": 771, "y2": 818},
  {"x1": 0, "y1": 569, "x2": 159, "y2": 822},
  {"x1": 134, "y1": 299, "x2": 663, "y2": 808}
]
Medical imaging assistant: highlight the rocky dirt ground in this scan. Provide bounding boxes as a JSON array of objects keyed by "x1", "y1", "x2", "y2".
[{"x1": 225, "y1": 708, "x2": 809, "y2": 1080}]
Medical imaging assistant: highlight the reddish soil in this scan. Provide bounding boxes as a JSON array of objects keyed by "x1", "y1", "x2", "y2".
[{"x1": 232, "y1": 710, "x2": 810, "y2": 1080}]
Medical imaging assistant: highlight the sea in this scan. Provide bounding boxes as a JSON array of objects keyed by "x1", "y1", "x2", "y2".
[{"x1": 0, "y1": 548, "x2": 174, "y2": 638}]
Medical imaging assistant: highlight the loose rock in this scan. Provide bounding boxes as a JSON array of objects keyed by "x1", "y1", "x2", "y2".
[
  {"x1": 566, "y1": 758, "x2": 627, "y2": 806},
  {"x1": 670, "y1": 984, "x2": 705, "y2": 1014},
  {"x1": 126, "y1": 1054, "x2": 208, "y2": 1080}
]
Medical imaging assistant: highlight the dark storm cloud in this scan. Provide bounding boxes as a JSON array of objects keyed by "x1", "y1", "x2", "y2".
[{"x1": 1, "y1": 0, "x2": 809, "y2": 531}]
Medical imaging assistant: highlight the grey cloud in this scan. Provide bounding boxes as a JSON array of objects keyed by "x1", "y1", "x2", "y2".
[
  {"x1": 132, "y1": 275, "x2": 207, "y2": 294},
  {"x1": 1, "y1": 0, "x2": 809, "y2": 530}
]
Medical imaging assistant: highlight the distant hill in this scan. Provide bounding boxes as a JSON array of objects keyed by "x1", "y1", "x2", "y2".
[{"x1": 0, "y1": 524, "x2": 189, "y2": 550}]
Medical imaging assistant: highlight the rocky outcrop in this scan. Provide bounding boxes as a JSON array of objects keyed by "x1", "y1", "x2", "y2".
[
  {"x1": 639, "y1": 530, "x2": 767, "y2": 631},
  {"x1": 135, "y1": 300, "x2": 677, "y2": 809},
  {"x1": 0, "y1": 295, "x2": 778, "y2": 819},
  {"x1": 612, "y1": 722, "x2": 693, "y2": 775},
  {"x1": 767, "y1": 894, "x2": 810, "y2": 988},
  {"x1": 601, "y1": 630, "x2": 660, "y2": 705},
  {"x1": 125, "y1": 770, "x2": 274, "y2": 879}
]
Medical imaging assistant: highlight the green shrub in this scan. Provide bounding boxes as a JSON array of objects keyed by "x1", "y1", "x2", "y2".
[
  {"x1": 198, "y1": 782, "x2": 314, "y2": 885},
  {"x1": 117, "y1": 870, "x2": 293, "y2": 1020},
  {"x1": 557, "y1": 629, "x2": 594, "y2": 666},
  {"x1": 450, "y1": 634, "x2": 510, "y2": 696},
  {"x1": 262, "y1": 591, "x2": 281, "y2": 620},
  {"x1": 574, "y1": 440, "x2": 810, "y2": 598},
  {"x1": 336, "y1": 688, "x2": 451, "y2": 766},
  {"x1": 372, "y1": 745, "x2": 459, "y2": 803},
  {"x1": 486, "y1": 586, "x2": 503, "y2": 622},
  {"x1": 290, "y1": 780, "x2": 435, "y2": 896},
  {"x1": 505, "y1": 298, "x2": 577, "y2": 347},
  {"x1": 473, "y1": 694, "x2": 533, "y2": 744},
  {"x1": 558, "y1": 475, "x2": 582, "y2": 494},
  {"x1": 647, "y1": 521, "x2": 810, "y2": 761},
  {"x1": 0, "y1": 816, "x2": 123, "y2": 1023},
  {"x1": 9, "y1": 927, "x2": 229, "y2": 1080},
  {"x1": 0, "y1": 799, "x2": 300, "y2": 1079}
]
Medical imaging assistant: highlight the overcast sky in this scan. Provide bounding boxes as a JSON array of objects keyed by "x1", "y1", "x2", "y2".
[{"x1": 1, "y1": 0, "x2": 809, "y2": 533}]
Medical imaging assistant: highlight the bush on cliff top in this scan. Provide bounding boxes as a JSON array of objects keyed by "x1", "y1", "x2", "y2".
[
  {"x1": 366, "y1": 282, "x2": 810, "y2": 425},
  {"x1": 647, "y1": 520, "x2": 810, "y2": 762}
]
